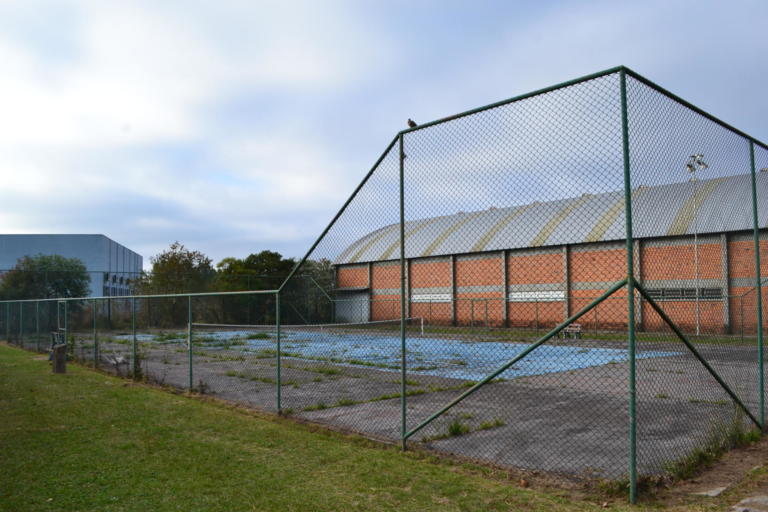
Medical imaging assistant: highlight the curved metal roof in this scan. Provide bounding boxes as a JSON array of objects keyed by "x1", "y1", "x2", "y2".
[{"x1": 335, "y1": 172, "x2": 768, "y2": 265}]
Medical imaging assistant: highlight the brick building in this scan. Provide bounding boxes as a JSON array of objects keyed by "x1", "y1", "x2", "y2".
[{"x1": 333, "y1": 173, "x2": 767, "y2": 334}]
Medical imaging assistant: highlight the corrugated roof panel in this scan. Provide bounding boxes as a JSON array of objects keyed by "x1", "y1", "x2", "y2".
[
  {"x1": 333, "y1": 172, "x2": 766, "y2": 264},
  {"x1": 546, "y1": 193, "x2": 621, "y2": 246},
  {"x1": 470, "y1": 204, "x2": 535, "y2": 252}
]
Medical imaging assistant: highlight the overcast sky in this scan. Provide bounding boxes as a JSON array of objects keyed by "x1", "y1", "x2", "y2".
[{"x1": 1, "y1": 0, "x2": 766, "y2": 269}]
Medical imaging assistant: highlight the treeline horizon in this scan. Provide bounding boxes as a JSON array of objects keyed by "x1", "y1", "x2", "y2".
[
  {"x1": 0, "y1": 241, "x2": 333, "y2": 299},
  {"x1": 0, "y1": 242, "x2": 335, "y2": 328}
]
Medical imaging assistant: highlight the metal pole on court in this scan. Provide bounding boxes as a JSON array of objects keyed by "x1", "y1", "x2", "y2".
[
  {"x1": 620, "y1": 68, "x2": 638, "y2": 503},
  {"x1": 399, "y1": 133, "x2": 408, "y2": 450}
]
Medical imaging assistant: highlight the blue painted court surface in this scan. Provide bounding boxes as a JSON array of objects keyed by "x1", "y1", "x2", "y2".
[{"x1": 139, "y1": 328, "x2": 680, "y2": 382}]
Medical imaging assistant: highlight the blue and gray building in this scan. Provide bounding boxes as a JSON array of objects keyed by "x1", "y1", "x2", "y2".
[{"x1": 0, "y1": 234, "x2": 143, "y2": 297}]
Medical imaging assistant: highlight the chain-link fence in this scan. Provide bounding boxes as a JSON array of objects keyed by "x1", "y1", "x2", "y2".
[{"x1": 1, "y1": 66, "x2": 765, "y2": 503}]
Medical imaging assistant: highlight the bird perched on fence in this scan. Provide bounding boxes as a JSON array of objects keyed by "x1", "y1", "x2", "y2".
[{"x1": 407, "y1": 118, "x2": 418, "y2": 128}]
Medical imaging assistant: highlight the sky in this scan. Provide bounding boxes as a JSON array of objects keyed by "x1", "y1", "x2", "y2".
[{"x1": 1, "y1": 0, "x2": 766, "y2": 269}]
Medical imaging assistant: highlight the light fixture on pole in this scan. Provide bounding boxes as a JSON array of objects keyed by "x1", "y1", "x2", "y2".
[{"x1": 686, "y1": 154, "x2": 708, "y2": 336}]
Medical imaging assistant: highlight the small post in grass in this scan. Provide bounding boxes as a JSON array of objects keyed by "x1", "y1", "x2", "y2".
[{"x1": 52, "y1": 342, "x2": 67, "y2": 374}]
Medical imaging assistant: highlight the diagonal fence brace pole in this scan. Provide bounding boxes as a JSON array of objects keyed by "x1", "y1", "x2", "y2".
[
  {"x1": 403, "y1": 277, "x2": 628, "y2": 442},
  {"x1": 635, "y1": 279, "x2": 761, "y2": 428}
]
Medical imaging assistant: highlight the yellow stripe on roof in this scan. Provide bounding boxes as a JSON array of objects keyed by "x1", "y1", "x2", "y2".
[
  {"x1": 470, "y1": 204, "x2": 535, "y2": 253},
  {"x1": 348, "y1": 224, "x2": 399, "y2": 263},
  {"x1": 421, "y1": 211, "x2": 485, "y2": 257},
  {"x1": 583, "y1": 187, "x2": 649, "y2": 243},
  {"x1": 530, "y1": 195, "x2": 593, "y2": 247},
  {"x1": 666, "y1": 178, "x2": 725, "y2": 236},
  {"x1": 379, "y1": 216, "x2": 444, "y2": 261}
]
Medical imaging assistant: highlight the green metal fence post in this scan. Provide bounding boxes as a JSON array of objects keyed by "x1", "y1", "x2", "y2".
[
  {"x1": 620, "y1": 68, "x2": 638, "y2": 504},
  {"x1": 63, "y1": 301, "x2": 69, "y2": 356},
  {"x1": 399, "y1": 132, "x2": 407, "y2": 450},
  {"x1": 35, "y1": 301, "x2": 40, "y2": 352},
  {"x1": 131, "y1": 297, "x2": 137, "y2": 380},
  {"x1": 188, "y1": 296, "x2": 193, "y2": 391},
  {"x1": 19, "y1": 302, "x2": 23, "y2": 346},
  {"x1": 749, "y1": 141, "x2": 765, "y2": 428},
  {"x1": 5, "y1": 303, "x2": 9, "y2": 342},
  {"x1": 276, "y1": 291, "x2": 282, "y2": 413},
  {"x1": 93, "y1": 299, "x2": 99, "y2": 369}
]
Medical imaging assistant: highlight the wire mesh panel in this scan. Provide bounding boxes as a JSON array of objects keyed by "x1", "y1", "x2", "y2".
[
  {"x1": 188, "y1": 293, "x2": 279, "y2": 411},
  {"x1": 67, "y1": 299, "x2": 95, "y2": 366},
  {"x1": 93, "y1": 298, "x2": 134, "y2": 379},
  {"x1": 124, "y1": 297, "x2": 177, "y2": 387},
  {"x1": 625, "y1": 73, "x2": 764, "y2": 478},
  {"x1": 18, "y1": 302, "x2": 38, "y2": 352},
  {"x1": 275, "y1": 141, "x2": 405, "y2": 436},
  {"x1": 397, "y1": 71, "x2": 633, "y2": 479}
]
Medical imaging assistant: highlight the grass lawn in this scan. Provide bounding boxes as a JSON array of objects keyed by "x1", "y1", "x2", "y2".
[{"x1": 0, "y1": 342, "x2": 753, "y2": 511}]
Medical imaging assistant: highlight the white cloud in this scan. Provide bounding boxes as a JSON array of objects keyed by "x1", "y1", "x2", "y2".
[
  {"x1": 0, "y1": 0, "x2": 398, "y2": 264},
  {"x1": 0, "y1": 0, "x2": 765, "y2": 268}
]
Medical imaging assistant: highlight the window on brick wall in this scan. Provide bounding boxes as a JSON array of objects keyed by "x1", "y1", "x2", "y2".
[
  {"x1": 508, "y1": 290, "x2": 565, "y2": 302},
  {"x1": 645, "y1": 287, "x2": 722, "y2": 300},
  {"x1": 411, "y1": 293, "x2": 451, "y2": 303}
]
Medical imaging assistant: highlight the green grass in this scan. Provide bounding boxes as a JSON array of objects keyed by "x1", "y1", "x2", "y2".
[
  {"x1": 662, "y1": 408, "x2": 761, "y2": 481},
  {"x1": 245, "y1": 332, "x2": 271, "y2": 340},
  {"x1": 447, "y1": 420, "x2": 471, "y2": 437},
  {"x1": 478, "y1": 418, "x2": 506, "y2": 430},
  {"x1": 152, "y1": 332, "x2": 184, "y2": 342},
  {"x1": 0, "y1": 342, "x2": 710, "y2": 511}
]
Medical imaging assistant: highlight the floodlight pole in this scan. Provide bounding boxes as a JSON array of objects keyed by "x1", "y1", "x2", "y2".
[
  {"x1": 686, "y1": 154, "x2": 707, "y2": 337},
  {"x1": 693, "y1": 167, "x2": 701, "y2": 336}
]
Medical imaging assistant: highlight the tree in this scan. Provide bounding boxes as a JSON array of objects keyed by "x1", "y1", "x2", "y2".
[
  {"x1": 141, "y1": 242, "x2": 216, "y2": 294},
  {"x1": 137, "y1": 242, "x2": 216, "y2": 327},
  {"x1": 0, "y1": 254, "x2": 91, "y2": 300},
  {"x1": 216, "y1": 250, "x2": 296, "y2": 291},
  {"x1": 215, "y1": 250, "x2": 296, "y2": 324}
]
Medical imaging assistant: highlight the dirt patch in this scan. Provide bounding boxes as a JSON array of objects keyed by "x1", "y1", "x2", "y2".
[{"x1": 653, "y1": 435, "x2": 768, "y2": 508}]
